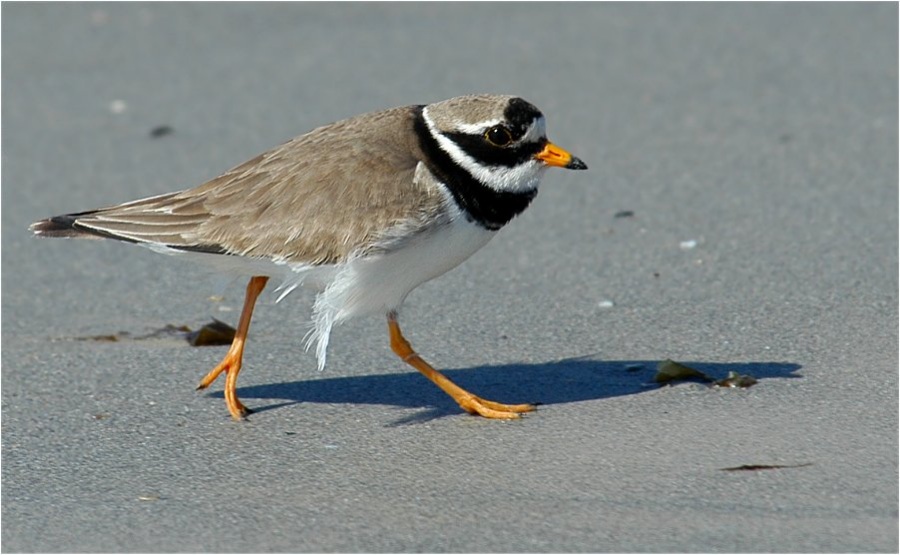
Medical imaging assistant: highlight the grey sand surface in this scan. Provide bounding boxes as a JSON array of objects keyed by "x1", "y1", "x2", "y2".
[{"x1": 3, "y1": 3, "x2": 897, "y2": 552}]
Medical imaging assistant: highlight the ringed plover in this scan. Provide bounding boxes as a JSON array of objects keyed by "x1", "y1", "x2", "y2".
[{"x1": 31, "y1": 94, "x2": 587, "y2": 420}]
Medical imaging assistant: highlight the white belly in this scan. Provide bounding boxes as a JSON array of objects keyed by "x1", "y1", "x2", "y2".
[
  {"x1": 304, "y1": 215, "x2": 495, "y2": 369},
  {"x1": 338, "y1": 218, "x2": 493, "y2": 318}
]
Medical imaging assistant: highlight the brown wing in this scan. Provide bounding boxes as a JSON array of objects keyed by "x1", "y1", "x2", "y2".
[{"x1": 31, "y1": 105, "x2": 445, "y2": 265}]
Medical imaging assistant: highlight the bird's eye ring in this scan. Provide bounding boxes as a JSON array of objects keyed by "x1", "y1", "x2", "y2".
[{"x1": 485, "y1": 125, "x2": 513, "y2": 147}]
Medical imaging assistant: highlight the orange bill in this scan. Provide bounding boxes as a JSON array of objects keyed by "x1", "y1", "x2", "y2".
[{"x1": 535, "y1": 141, "x2": 588, "y2": 170}]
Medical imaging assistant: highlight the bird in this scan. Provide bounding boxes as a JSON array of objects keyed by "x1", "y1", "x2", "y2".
[{"x1": 30, "y1": 94, "x2": 587, "y2": 420}]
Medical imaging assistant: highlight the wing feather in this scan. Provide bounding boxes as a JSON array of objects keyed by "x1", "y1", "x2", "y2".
[{"x1": 31, "y1": 106, "x2": 447, "y2": 265}]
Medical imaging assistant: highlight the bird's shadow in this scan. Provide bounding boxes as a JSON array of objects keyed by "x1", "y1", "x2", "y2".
[{"x1": 208, "y1": 357, "x2": 803, "y2": 425}]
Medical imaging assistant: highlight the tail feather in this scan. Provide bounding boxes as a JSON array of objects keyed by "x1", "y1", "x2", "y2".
[
  {"x1": 30, "y1": 209, "x2": 229, "y2": 254},
  {"x1": 29, "y1": 212, "x2": 108, "y2": 239}
]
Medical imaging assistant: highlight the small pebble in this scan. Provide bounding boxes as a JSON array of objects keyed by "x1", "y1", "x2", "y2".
[{"x1": 149, "y1": 125, "x2": 174, "y2": 138}]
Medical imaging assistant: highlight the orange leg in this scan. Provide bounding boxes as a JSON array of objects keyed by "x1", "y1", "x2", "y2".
[
  {"x1": 387, "y1": 312, "x2": 535, "y2": 419},
  {"x1": 196, "y1": 276, "x2": 269, "y2": 420}
]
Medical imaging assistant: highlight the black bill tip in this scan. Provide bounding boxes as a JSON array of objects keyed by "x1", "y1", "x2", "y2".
[{"x1": 566, "y1": 156, "x2": 588, "y2": 170}]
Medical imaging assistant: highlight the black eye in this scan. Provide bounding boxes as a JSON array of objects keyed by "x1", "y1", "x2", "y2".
[{"x1": 485, "y1": 125, "x2": 513, "y2": 147}]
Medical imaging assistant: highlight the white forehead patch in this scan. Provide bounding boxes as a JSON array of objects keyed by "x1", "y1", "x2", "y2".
[{"x1": 523, "y1": 116, "x2": 547, "y2": 143}]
